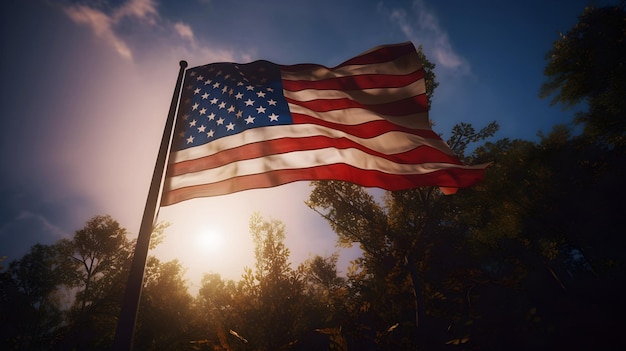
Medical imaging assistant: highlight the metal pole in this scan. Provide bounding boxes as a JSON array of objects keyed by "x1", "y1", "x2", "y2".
[{"x1": 112, "y1": 60, "x2": 188, "y2": 351}]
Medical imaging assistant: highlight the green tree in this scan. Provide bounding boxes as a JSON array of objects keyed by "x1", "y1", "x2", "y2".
[
  {"x1": 305, "y1": 121, "x2": 498, "y2": 350},
  {"x1": 540, "y1": 2, "x2": 626, "y2": 145},
  {"x1": 134, "y1": 258, "x2": 195, "y2": 351},
  {"x1": 194, "y1": 272, "x2": 238, "y2": 349},
  {"x1": 1, "y1": 244, "x2": 66, "y2": 350},
  {"x1": 299, "y1": 254, "x2": 348, "y2": 329},
  {"x1": 50, "y1": 215, "x2": 135, "y2": 350},
  {"x1": 230, "y1": 213, "x2": 309, "y2": 350}
]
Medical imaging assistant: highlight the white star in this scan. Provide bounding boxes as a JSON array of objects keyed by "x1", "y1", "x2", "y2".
[
  {"x1": 267, "y1": 99, "x2": 277, "y2": 106},
  {"x1": 256, "y1": 106, "x2": 266, "y2": 114},
  {"x1": 199, "y1": 108, "x2": 207, "y2": 115},
  {"x1": 256, "y1": 91, "x2": 266, "y2": 98},
  {"x1": 245, "y1": 116, "x2": 255, "y2": 124},
  {"x1": 186, "y1": 135, "x2": 194, "y2": 144},
  {"x1": 190, "y1": 119, "x2": 197, "y2": 127},
  {"x1": 237, "y1": 81, "x2": 244, "y2": 86},
  {"x1": 181, "y1": 114, "x2": 189, "y2": 120},
  {"x1": 235, "y1": 110, "x2": 243, "y2": 118},
  {"x1": 226, "y1": 122, "x2": 235, "y2": 131},
  {"x1": 269, "y1": 113, "x2": 279, "y2": 121},
  {"x1": 201, "y1": 92, "x2": 209, "y2": 99},
  {"x1": 222, "y1": 86, "x2": 228, "y2": 93},
  {"x1": 227, "y1": 105, "x2": 235, "y2": 113},
  {"x1": 196, "y1": 75, "x2": 204, "y2": 81},
  {"x1": 192, "y1": 103, "x2": 199, "y2": 110},
  {"x1": 218, "y1": 102, "x2": 226, "y2": 109},
  {"x1": 246, "y1": 85, "x2": 255, "y2": 91},
  {"x1": 194, "y1": 88, "x2": 201, "y2": 94},
  {"x1": 207, "y1": 129, "x2": 214, "y2": 138},
  {"x1": 216, "y1": 117, "x2": 224, "y2": 125},
  {"x1": 235, "y1": 92, "x2": 244, "y2": 99},
  {"x1": 210, "y1": 98, "x2": 218, "y2": 104},
  {"x1": 198, "y1": 125, "x2": 206, "y2": 132},
  {"x1": 190, "y1": 71, "x2": 196, "y2": 76},
  {"x1": 267, "y1": 87, "x2": 274, "y2": 92},
  {"x1": 204, "y1": 79, "x2": 212, "y2": 85},
  {"x1": 213, "y1": 82, "x2": 220, "y2": 88},
  {"x1": 244, "y1": 99, "x2": 255, "y2": 106},
  {"x1": 207, "y1": 112, "x2": 216, "y2": 121}
]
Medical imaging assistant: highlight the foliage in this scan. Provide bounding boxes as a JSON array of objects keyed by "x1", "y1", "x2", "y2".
[
  {"x1": 134, "y1": 258, "x2": 195, "y2": 351},
  {"x1": 0, "y1": 216, "x2": 175, "y2": 350},
  {"x1": 3, "y1": 4, "x2": 626, "y2": 349},
  {"x1": 540, "y1": 2, "x2": 626, "y2": 145}
]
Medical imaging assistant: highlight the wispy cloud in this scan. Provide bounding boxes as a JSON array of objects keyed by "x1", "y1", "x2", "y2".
[
  {"x1": 174, "y1": 22, "x2": 195, "y2": 43},
  {"x1": 62, "y1": 0, "x2": 244, "y2": 64},
  {"x1": 63, "y1": 0, "x2": 173, "y2": 61},
  {"x1": 385, "y1": 0, "x2": 470, "y2": 74},
  {"x1": 114, "y1": 0, "x2": 158, "y2": 24},
  {"x1": 64, "y1": 5, "x2": 134, "y2": 59},
  {"x1": 14, "y1": 211, "x2": 70, "y2": 239}
]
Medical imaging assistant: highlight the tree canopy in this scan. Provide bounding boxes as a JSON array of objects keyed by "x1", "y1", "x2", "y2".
[{"x1": 2, "y1": 3, "x2": 625, "y2": 350}]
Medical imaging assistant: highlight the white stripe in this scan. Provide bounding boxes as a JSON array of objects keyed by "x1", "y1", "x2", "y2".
[
  {"x1": 283, "y1": 79, "x2": 426, "y2": 104},
  {"x1": 280, "y1": 51, "x2": 421, "y2": 81},
  {"x1": 287, "y1": 103, "x2": 430, "y2": 129},
  {"x1": 166, "y1": 147, "x2": 486, "y2": 191},
  {"x1": 169, "y1": 123, "x2": 453, "y2": 164}
]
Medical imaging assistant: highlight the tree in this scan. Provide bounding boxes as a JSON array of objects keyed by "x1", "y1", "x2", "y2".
[
  {"x1": 52, "y1": 215, "x2": 135, "y2": 350},
  {"x1": 221, "y1": 213, "x2": 311, "y2": 350},
  {"x1": 306, "y1": 120, "x2": 498, "y2": 350},
  {"x1": 540, "y1": 2, "x2": 626, "y2": 145},
  {"x1": 299, "y1": 254, "x2": 347, "y2": 329},
  {"x1": 0, "y1": 216, "x2": 176, "y2": 350},
  {"x1": 134, "y1": 258, "x2": 195, "y2": 351},
  {"x1": 1, "y1": 244, "x2": 66, "y2": 350},
  {"x1": 194, "y1": 272, "x2": 238, "y2": 350}
]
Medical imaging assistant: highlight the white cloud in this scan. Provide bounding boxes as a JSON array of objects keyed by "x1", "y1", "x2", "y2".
[
  {"x1": 63, "y1": 0, "x2": 159, "y2": 61},
  {"x1": 114, "y1": 0, "x2": 158, "y2": 24},
  {"x1": 62, "y1": 0, "x2": 244, "y2": 65},
  {"x1": 64, "y1": 5, "x2": 133, "y2": 59},
  {"x1": 14, "y1": 211, "x2": 69, "y2": 239},
  {"x1": 173, "y1": 22, "x2": 195, "y2": 42},
  {"x1": 387, "y1": 0, "x2": 469, "y2": 74}
]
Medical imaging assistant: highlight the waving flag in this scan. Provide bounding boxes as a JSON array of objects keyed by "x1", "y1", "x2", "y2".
[{"x1": 162, "y1": 42, "x2": 487, "y2": 205}]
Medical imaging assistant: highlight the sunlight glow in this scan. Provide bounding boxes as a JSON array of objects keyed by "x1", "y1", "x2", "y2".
[{"x1": 195, "y1": 227, "x2": 224, "y2": 253}]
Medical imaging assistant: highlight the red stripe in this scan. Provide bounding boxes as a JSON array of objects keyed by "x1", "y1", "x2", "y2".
[
  {"x1": 337, "y1": 42, "x2": 417, "y2": 66},
  {"x1": 281, "y1": 71, "x2": 424, "y2": 91},
  {"x1": 162, "y1": 162, "x2": 484, "y2": 205},
  {"x1": 279, "y1": 43, "x2": 417, "y2": 72},
  {"x1": 167, "y1": 136, "x2": 462, "y2": 176},
  {"x1": 286, "y1": 94, "x2": 428, "y2": 116},
  {"x1": 291, "y1": 115, "x2": 437, "y2": 138}
]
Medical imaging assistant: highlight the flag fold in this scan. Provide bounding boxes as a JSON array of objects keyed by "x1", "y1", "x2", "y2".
[{"x1": 162, "y1": 42, "x2": 487, "y2": 206}]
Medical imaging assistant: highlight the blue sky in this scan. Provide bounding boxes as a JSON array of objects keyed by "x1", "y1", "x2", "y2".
[{"x1": 0, "y1": 0, "x2": 601, "y2": 290}]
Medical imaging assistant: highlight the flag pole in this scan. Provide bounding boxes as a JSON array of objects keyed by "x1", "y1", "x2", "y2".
[{"x1": 113, "y1": 60, "x2": 188, "y2": 351}]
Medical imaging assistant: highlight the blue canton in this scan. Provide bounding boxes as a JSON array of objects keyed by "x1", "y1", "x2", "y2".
[{"x1": 173, "y1": 60, "x2": 292, "y2": 151}]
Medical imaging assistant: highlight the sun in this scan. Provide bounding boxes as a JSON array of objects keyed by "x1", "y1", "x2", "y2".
[{"x1": 195, "y1": 228, "x2": 224, "y2": 252}]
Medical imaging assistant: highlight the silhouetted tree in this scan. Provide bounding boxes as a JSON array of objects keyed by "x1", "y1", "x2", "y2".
[{"x1": 540, "y1": 2, "x2": 626, "y2": 145}]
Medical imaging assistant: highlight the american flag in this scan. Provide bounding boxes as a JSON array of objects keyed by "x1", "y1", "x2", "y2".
[{"x1": 162, "y1": 42, "x2": 488, "y2": 205}]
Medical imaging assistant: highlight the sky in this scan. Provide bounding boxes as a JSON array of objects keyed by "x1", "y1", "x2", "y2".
[{"x1": 0, "y1": 0, "x2": 605, "y2": 292}]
